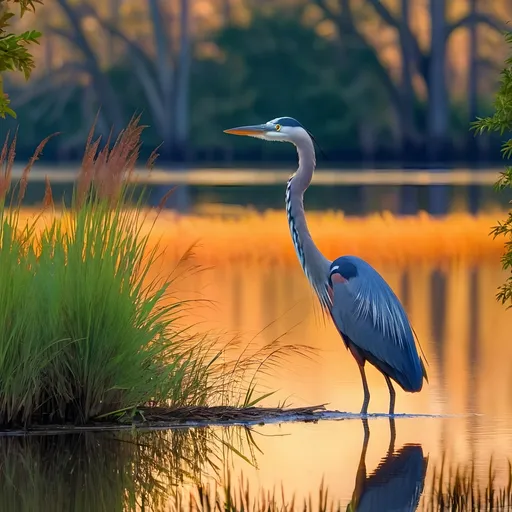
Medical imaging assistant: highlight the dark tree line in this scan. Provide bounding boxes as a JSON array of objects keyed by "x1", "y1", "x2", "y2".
[{"x1": 1, "y1": 0, "x2": 511, "y2": 165}]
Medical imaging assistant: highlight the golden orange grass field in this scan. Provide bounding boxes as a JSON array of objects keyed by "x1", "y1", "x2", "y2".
[{"x1": 15, "y1": 206, "x2": 507, "y2": 267}]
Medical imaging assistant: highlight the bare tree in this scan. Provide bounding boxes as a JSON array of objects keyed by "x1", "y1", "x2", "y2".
[
  {"x1": 86, "y1": 0, "x2": 192, "y2": 160},
  {"x1": 428, "y1": 0, "x2": 448, "y2": 161},
  {"x1": 174, "y1": 0, "x2": 191, "y2": 159},
  {"x1": 362, "y1": 0, "x2": 509, "y2": 160},
  {"x1": 312, "y1": 0, "x2": 404, "y2": 150},
  {"x1": 50, "y1": 0, "x2": 125, "y2": 132},
  {"x1": 467, "y1": 0, "x2": 479, "y2": 161},
  {"x1": 221, "y1": 0, "x2": 231, "y2": 25},
  {"x1": 398, "y1": 0, "x2": 419, "y2": 155},
  {"x1": 107, "y1": 0, "x2": 121, "y2": 65}
]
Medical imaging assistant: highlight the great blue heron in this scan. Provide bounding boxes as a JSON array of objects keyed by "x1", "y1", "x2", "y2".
[{"x1": 224, "y1": 117, "x2": 428, "y2": 415}]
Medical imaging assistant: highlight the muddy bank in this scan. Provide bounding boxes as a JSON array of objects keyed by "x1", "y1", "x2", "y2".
[{"x1": 0, "y1": 405, "x2": 449, "y2": 436}]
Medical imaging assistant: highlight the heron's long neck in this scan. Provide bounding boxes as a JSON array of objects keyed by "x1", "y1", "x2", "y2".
[{"x1": 285, "y1": 137, "x2": 331, "y2": 308}]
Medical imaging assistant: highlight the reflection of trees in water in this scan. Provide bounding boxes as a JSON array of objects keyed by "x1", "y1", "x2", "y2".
[
  {"x1": 467, "y1": 266, "x2": 479, "y2": 418},
  {"x1": 0, "y1": 426, "x2": 258, "y2": 511},
  {"x1": 148, "y1": 184, "x2": 191, "y2": 213},
  {"x1": 430, "y1": 269, "x2": 447, "y2": 387}
]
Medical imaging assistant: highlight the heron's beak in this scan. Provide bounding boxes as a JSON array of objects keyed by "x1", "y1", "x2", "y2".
[{"x1": 223, "y1": 124, "x2": 269, "y2": 136}]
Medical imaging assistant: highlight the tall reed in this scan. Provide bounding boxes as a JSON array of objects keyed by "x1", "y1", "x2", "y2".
[{"x1": 0, "y1": 116, "x2": 306, "y2": 426}]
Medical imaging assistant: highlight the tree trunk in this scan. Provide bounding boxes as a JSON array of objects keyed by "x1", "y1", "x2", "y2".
[
  {"x1": 427, "y1": 0, "x2": 449, "y2": 163},
  {"x1": 173, "y1": 0, "x2": 191, "y2": 161},
  {"x1": 398, "y1": 0, "x2": 417, "y2": 160},
  {"x1": 148, "y1": 0, "x2": 175, "y2": 159},
  {"x1": 107, "y1": 0, "x2": 121, "y2": 65},
  {"x1": 55, "y1": 0, "x2": 124, "y2": 131},
  {"x1": 221, "y1": 0, "x2": 231, "y2": 25},
  {"x1": 467, "y1": 0, "x2": 479, "y2": 163},
  {"x1": 314, "y1": 0, "x2": 404, "y2": 138}
]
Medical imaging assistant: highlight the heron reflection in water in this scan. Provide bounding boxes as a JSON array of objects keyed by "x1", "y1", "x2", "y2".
[
  {"x1": 347, "y1": 418, "x2": 428, "y2": 511},
  {"x1": 224, "y1": 118, "x2": 429, "y2": 414}
]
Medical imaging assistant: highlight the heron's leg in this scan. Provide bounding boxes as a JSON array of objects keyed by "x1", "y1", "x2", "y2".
[
  {"x1": 347, "y1": 343, "x2": 370, "y2": 414},
  {"x1": 387, "y1": 416, "x2": 396, "y2": 456},
  {"x1": 384, "y1": 374, "x2": 396, "y2": 416},
  {"x1": 358, "y1": 364, "x2": 370, "y2": 415}
]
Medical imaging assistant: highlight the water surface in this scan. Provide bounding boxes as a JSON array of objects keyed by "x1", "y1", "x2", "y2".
[
  {"x1": 3, "y1": 259, "x2": 508, "y2": 510},
  {"x1": 4, "y1": 169, "x2": 512, "y2": 509},
  {"x1": 13, "y1": 166, "x2": 512, "y2": 214}
]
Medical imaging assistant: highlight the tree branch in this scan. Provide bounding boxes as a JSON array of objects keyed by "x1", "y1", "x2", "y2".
[
  {"x1": 53, "y1": 0, "x2": 124, "y2": 128},
  {"x1": 447, "y1": 12, "x2": 511, "y2": 39},
  {"x1": 312, "y1": 0, "x2": 403, "y2": 114},
  {"x1": 84, "y1": 8, "x2": 169, "y2": 135},
  {"x1": 364, "y1": 0, "x2": 428, "y2": 82},
  {"x1": 11, "y1": 61, "x2": 86, "y2": 108},
  {"x1": 312, "y1": 0, "x2": 337, "y2": 19}
]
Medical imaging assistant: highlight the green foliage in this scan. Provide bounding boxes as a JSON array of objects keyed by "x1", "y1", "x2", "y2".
[
  {"x1": 0, "y1": 0, "x2": 42, "y2": 119},
  {"x1": 0, "y1": 191, "x2": 222, "y2": 425},
  {"x1": 0, "y1": 116, "x2": 298, "y2": 426},
  {"x1": 2, "y1": 3, "x2": 400, "y2": 157},
  {"x1": 189, "y1": 4, "x2": 391, "y2": 151},
  {"x1": 472, "y1": 31, "x2": 512, "y2": 307}
]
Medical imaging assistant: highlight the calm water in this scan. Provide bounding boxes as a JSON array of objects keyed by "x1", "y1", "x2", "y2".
[
  {"x1": 13, "y1": 166, "x2": 512, "y2": 214},
  {"x1": 3, "y1": 169, "x2": 512, "y2": 510},
  {"x1": 3, "y1": 260, "x2": 512, "y2": 510}
]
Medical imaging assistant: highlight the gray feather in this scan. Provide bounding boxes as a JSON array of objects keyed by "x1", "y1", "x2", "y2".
[{"x1": 329, "y1": 256, "x2": 424, "y2": 392}]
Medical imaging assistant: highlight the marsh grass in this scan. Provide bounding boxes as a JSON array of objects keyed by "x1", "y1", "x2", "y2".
[
  {"x1": 173, "y1": 460, "x2": 512, "y2": 512},
  {"x1": 0, "y1": 116, "x2": 311, "y2": 427},
  {"x1": 142, "y1": 209, "x2": 505, "y2": 268},
  {"x1": 423, "y1": 457, "x2": 512, "y2": 511}
]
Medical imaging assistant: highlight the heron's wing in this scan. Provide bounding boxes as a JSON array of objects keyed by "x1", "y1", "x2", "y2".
[{"x1": 330, "y1": 269, "x2": 424, "y2": 389}]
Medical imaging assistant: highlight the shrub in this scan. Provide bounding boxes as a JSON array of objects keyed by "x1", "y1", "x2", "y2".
[
  {"x1": 472, "y1": 31, "x2": 512, "y2": 307},
  {"x1": 0, "y1": 0, "x2": 42, "y2": 118}
]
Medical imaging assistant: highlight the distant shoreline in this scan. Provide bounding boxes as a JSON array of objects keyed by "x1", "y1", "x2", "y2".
[{"x1": 5, "y1": 167, "x2": 502, "y2": 185}]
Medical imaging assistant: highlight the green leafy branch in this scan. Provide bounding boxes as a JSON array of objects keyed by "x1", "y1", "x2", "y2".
[
  {"x1": 0, "y1": 0, "x2": 42, "y2": 118},
  {"x1": 471, "y1": 30, "x2": 512, "y2": 306}
]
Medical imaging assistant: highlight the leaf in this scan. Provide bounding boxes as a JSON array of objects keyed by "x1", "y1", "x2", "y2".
[
  {"x1": 0, "y1": 1, "x2": 43, "y2": 118},
  {"x1": 4, "y1": 107, "x2": 16, "y2": 119},
  {"x1": 474, "y1": 32, "x2": 512, "y2": 308}
]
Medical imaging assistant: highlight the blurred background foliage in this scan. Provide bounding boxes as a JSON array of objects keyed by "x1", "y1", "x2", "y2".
[{"x1": 2, "y1": 0, "x2": 512, "y2": 165}]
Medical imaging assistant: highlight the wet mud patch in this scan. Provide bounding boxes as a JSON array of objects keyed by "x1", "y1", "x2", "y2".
[{"x1": 0, "y1": 405, "x2": 455, "y2": 436}]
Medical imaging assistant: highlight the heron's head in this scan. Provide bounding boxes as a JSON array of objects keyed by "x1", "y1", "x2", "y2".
[
  {"x1": 223, "y1": 117, "x2": 312, "y2": 145},
  {"x1": 329, "y1": 258, "x2": 358, "y2": 286}
]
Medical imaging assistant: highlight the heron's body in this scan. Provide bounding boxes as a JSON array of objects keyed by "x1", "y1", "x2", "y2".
[
  {"x1": 329, "y1": 255, "x2": 424, "y2": 394},
  {"x1": 224, "y1": 116, "x2": 428, "y2": 414}
]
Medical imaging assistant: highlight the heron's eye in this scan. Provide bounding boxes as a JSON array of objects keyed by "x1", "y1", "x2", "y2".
[{"x1": 275, "y1": 124, "x2": 281, "y2": 131}]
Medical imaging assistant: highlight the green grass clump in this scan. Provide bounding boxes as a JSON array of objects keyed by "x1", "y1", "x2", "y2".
[{"x1": 0, "y1": 116, "x2": 295, "y2": 426}]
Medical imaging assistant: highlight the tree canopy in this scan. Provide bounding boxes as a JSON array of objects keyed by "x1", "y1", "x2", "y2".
[
  {"x1": 0, "y1": 0, "x2": 42, "y2": 118},
  {"x1": 1, "y1": 0, "x2": 511, "y2": 163}
]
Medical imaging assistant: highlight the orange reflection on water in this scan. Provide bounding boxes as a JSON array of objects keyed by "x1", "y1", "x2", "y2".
[
  {"x1": 14, "y1": 206, "x2": 512, "y2": 505},
  {"x1": 173, "y1": 256, "x2": 512, "y2": 505}
]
